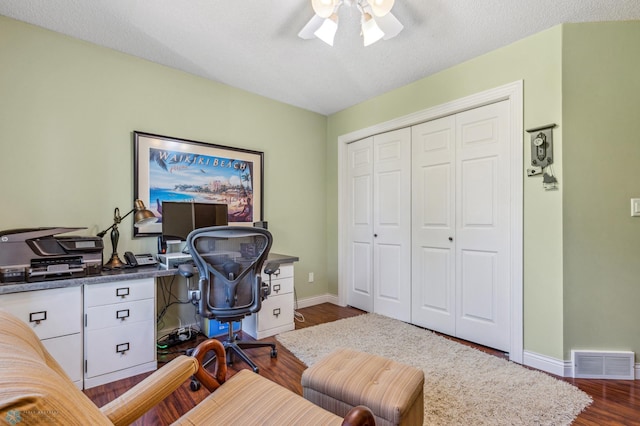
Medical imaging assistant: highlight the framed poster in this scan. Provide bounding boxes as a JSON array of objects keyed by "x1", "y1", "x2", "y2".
[{"x1": 133, "y1": 131, "x2": 264, "y2": 237}]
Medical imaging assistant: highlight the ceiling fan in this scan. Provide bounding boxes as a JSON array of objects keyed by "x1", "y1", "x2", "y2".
[{"x1": 298, "y1": 0, "x2": 404, "y2": 47}]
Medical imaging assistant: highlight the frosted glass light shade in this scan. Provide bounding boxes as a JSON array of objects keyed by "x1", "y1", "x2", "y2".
[
  {"x1": 362, "y1": 13, "x2": 384, "y2": 46},
  {"x1": 377, "y1": 11, "x2": 403, "y2": 39},
  {"x1": 314, "y1": 14, "x2": 339, "y2": 46}
]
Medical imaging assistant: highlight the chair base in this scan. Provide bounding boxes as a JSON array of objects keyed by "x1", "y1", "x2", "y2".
[{"x1": 220, "y1": 339, "x2": 278, "y2": 373}]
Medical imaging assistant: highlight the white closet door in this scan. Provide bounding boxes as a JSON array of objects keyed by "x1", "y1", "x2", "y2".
[
  {"x1": 411, "y1": 100, "x2": 511, "y2": 352},
  {"x1": 346, "y1": 129, "x2": 411, "y2": 320},
  {"x1": 372, "y1": 128, "x2": 411, "y2": 321},
  {"x1": 411, "y1": 116, "x2": 456, "y2": 334},
  {"x1": 346, "y1": 137, "x2": 374, "y2": 312},
  {"x1": 455, "y1": 101, "x2": 510, "y2": 352}
]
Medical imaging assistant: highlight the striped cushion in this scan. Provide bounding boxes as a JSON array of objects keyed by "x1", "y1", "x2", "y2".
[
  {"x1": 0, "y1": 309, "x2": 112, "y2": 425},
  {"x1": 101, "y1": 355, "x2": 199, "y2": 425},
  {"x1": 302, "y1": 348, "x2": 424, "y2": 426},
  {"x1": 173, "y1": 369, "x2": 345, "y2": 425}
]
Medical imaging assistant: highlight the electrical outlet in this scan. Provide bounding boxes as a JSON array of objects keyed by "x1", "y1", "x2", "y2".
[
  {"x1": 631, "y1": 198, "x2": 640, "y2": 217},
  {"x1": 189, "y1": 290, "x2": 200, "y2": 302},
  {"x1": 308, "y1": 272, "x2": 314, "y2": 283}
]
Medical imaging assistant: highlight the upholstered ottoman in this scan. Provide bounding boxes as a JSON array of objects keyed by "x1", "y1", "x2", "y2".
[{"x1": 302, "y1": 348, "x2": 424, "y2": 426}]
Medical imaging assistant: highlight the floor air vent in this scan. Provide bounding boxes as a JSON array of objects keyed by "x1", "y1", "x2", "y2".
[{"x1": 572, "y1": 350, "x2": 635, "y2": 380}]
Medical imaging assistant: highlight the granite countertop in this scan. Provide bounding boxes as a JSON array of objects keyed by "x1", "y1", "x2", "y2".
[{"x1": 0, "y1": 253, "x2": 299, "y2": 295}]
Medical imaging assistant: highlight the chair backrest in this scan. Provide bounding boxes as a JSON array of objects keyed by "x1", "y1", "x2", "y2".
[{"x1": 186, "y1": 226, "x2": 272, "y2": 321}]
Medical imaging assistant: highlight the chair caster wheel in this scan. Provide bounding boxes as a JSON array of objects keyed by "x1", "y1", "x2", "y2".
[
  {"x1": 190, "y1": 379, "x2": 201, "y2": 391},
  {"x1": 270, "y1": 348, "x2": 278, "y2": 358}
]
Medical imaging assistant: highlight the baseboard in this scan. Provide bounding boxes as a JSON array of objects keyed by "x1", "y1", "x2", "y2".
[
  {"x1": 296, "y1": 293, "x2": 341, "y2": 309},
  {"x1": 523, "y1": 350, "x2": 571, "y2": 377}
]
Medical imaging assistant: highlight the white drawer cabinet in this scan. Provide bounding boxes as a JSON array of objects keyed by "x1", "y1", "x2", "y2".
[
  {"x1": 243, "y1": 263, "x2": 295, "y2": 339},
  {"x1": 83, "y1": 278, "x2": 157, "y2": 389},
  {"x1": 0, "y1": 286, "x2": 83, "y2": 388}
]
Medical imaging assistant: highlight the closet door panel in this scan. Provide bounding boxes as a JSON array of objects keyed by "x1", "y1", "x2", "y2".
[
  {"x1": 375, "y1": 243, "x2": 403, "y2": 301},
  {"x1": 411, "y1": 116, "x2": 456, "y2": 333},
  {"x1": 460, "y1": 249, "x2": 498, "y2": 322},
  {"x1": 372, "y1": 128, "x2": 411, "y2": 322},
  {"x1": 460, "y1": 157, "x2": 497, "y2": 227},
  {"x1": 346, "y1": 138, "x2": 374, "y2": 312},
  {"x1": 455, "y1": 101, "x2": 510, "y2": 352},
  {"x1": 351, "y1": 242, "x2": 372, "y2": 300}
]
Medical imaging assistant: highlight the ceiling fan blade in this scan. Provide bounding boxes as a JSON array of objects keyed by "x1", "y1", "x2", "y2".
[
  {"x1": 298, "y1": 15, "x2": 325, "y2": 39},
  {"x1": 376, "y1": 12, "x2": 403, "y2": 40}
]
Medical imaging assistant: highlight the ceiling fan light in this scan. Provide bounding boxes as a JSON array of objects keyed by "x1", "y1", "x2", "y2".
[
  {"x1": 314, "y1": 14, "x2": 339, "y2": 46},
  {"x1": 298, "y1": 14, "x2": 325, "y2": 39},
  {"x1": 377, "y1": 11, "x2": 403, "y2": 40},
  {"x1": 366, "y1": 0, "x2": 394, "y2": 17},
  {"x1": 312, "y1": 0, "x2": 337, "y2": 18},
  {"x1": 361, "y1": 13, "x2": 385, "y2": 46}
]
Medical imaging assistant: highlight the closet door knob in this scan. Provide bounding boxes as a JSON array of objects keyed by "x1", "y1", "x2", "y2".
[
  {"x1": 374, "y1": 234, "x2": 378, "y2": 238},
  {"x1": 448, "y1": 237, "x2": 453, "y2": 242}
]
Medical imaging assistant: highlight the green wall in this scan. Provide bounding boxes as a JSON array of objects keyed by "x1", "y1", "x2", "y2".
[
  {"x1": 562, "y1": 22, "x2": 640, "y2": 358},
  {"x1": 327, "y1": 26, "x2": 566, "y2": 359},
  {"x1": 0, "y1": 17, "x2": 329, "y2": 329}
]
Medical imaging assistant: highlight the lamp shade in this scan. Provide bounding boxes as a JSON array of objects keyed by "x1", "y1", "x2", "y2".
[
  {"x1": 377, "y1": 11, "x2": 403, "y2": 40},
  {"x1": 133, "y1": 199, "x2": 157, "y2": 226},
  {"x1": 314, "y1": 14, "x2": 339, "y2": 46},
  {"x1": 362, "y1": 13, "x2": 385, "y2": 46},
  {"x1": 367, "y1": 0, "x2": 394, "y2": 17},
  {"x1": 312, "y1": 0, "x2": 336, "y2": 18}
]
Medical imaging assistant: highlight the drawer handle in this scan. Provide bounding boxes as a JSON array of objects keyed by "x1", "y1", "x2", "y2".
[
  {"x1": 273, "y1": 284, "x2": 281, "y2": 293},
  {"x1": 116, "y1": 287, "x2": 130, "y2": 298},
  {"x1": 116, "y1": 309, "x2": 130, "y2": 321},
  {"x1": 273, "y1": 269, "x2": 281, "y2": 277},
  {"x1": 116, "y1": 342, "x2": 130, "y2": 354},
  {"x1": 29, "y1": 311, "x2": 47, "y2": 324},
  {"x1": 272, "y1": 308, "x2": 281, "y2": 318}
]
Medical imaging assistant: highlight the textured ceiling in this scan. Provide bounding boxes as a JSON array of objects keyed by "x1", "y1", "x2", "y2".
[{"x1": 2, "y1": 0, "x2": 640, "y2": 115}]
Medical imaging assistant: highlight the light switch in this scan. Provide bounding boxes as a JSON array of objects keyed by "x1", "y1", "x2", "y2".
[{"x1": 631, "y1": 199, "x2": 640, "y2": 217}]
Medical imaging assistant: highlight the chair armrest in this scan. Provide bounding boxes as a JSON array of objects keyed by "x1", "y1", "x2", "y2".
[
  {"x1": 341, "y1": 405, "x2": 376, "y2": 426},
  {"x1": 263, "y1": 261, "x2": 281, "y2": 276},
  {"x1": 100, "y1": 355, "x2": 198, "y2": 426},
  {"x1": 191, "y1": 338, "x2": 228, "y2": 392},
  {"x1": 100, "y1": 339, "x2": 227, "y2": 426}
]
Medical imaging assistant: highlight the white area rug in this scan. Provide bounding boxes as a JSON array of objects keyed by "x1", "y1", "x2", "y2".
[{"x1": 276, "y1": 313, "x2": 592, "y2": 426}]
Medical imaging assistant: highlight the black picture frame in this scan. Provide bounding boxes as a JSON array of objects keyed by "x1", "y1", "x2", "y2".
[{"x1": 133, "y1": 131, "x2": 264, "y2": 237}]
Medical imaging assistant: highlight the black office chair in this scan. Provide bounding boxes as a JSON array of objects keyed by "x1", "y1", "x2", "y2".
[{"x1": 186, "y1": 226, "x2": 279, "y2": 387}]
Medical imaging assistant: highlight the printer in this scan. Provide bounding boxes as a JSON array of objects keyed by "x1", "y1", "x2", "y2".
[{"x1": 0, "y1": 227, "x2": 104, "y2": 284}]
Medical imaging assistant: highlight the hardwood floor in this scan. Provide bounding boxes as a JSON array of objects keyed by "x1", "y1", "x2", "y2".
[{"x1": 84, "y1": 303, "x2": 640, "y2": 425}]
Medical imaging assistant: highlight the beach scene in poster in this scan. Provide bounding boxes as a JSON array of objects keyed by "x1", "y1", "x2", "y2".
[{"x1": 148, "y1": 147, "x2": 254, "y2": 223}]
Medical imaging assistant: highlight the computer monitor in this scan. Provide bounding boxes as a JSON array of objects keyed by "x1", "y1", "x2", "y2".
[{"x1": 161, "y1": 201, "x2": 228, "y2": 242}]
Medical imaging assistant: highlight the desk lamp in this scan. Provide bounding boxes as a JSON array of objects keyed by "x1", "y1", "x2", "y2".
[{"x1": 97, "y1": 199, "x2": 157, "y2": 269}]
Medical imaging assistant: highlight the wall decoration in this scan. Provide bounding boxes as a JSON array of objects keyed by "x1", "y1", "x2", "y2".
[{"x1": 133, "y1": 131, "x2": 264, "y2": 236}]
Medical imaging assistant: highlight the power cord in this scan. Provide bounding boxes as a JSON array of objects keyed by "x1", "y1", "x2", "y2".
[
  {"x1": 156, "y1": 275, "x2": 194, "y2": 329},
  {"x1": 157, "y1": 324, "x2": 198, "y2": 349},
  {"x1": 294, "y1": 288, "x2": 305, "y2": 323}
]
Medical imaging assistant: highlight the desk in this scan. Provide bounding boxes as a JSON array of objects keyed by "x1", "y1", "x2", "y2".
[{"x1": 0, "y1": 253, "x2": 298, "y2": 389}]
